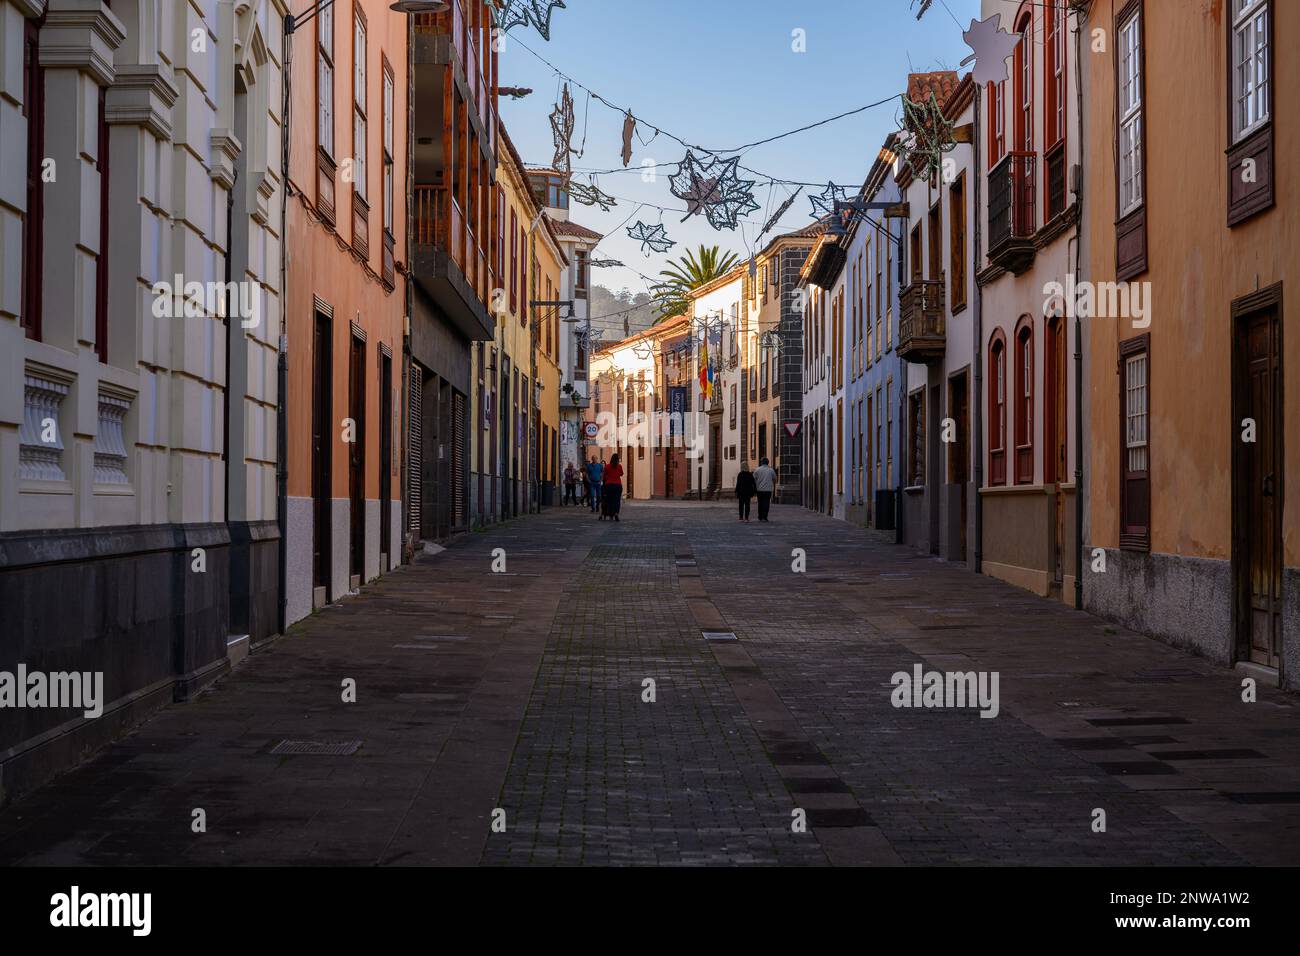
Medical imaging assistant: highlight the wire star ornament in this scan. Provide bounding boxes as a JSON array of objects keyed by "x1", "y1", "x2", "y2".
[
  {"x1": 669, "y1": 152, "x2": 760, "y2": 231},
  {"x1": 500, "y1": 0, "x2": 567, "y2": 41},
  {"x1": 809, "y1": 182, "x2": 848, "y2": 221},
  {"x1": 568, "y1": 178, "x2": 617, "y2": 211},
  {"x1": 759, "y1": 330, "x2": 784, "y2": 355},
  {"x1": 627, "y1": 221, "x2": 676, "y2": 256},
  {"x1": 632, "y1": 339, "x2": 658, "y2": 360},
  {"x1": 961, "y1": 14, "x2": 1019, "y2": 86}
]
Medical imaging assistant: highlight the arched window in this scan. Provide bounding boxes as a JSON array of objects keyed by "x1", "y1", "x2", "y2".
[
  {"x1": 988, "y1": 330, "x2": 1007, "y2": 486},
  {"x1": 1014, "y1": 317, "x2": 1035, "y2": 484}
]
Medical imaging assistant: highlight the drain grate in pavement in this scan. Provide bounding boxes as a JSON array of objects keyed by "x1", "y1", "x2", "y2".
[
  {"x1": 676, "y1": 558, "x2": 697, "y2": 567},
  {"x1": 702, "y1": 630, "x2": 737, "y2": 641},
  {"x1": 1086, "y1": 716, "x2": 1191, "y2": 727},
  {"x1": 271, "y1": 740, "x2": 362, "y2": 756},
  {"x1": 1056, "y1": 738, "x2": 1133, "y2": 751},
  {"x1": 1093, "y1": 761, "x2": 1179, "y2": 776}
]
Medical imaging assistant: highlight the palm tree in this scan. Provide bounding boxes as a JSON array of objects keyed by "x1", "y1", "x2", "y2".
[{"x1": 650, "y1": 244, "x2": 740, "y2": 320}]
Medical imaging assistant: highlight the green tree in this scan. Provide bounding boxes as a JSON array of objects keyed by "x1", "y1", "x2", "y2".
[{"x1": 650, "y1": 244, "x2": 740, "y2": 320}]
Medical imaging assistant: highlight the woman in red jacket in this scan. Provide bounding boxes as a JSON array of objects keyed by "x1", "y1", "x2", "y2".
[{"x1": 601, "y1": 453, "x2": 624, "y2": 522}]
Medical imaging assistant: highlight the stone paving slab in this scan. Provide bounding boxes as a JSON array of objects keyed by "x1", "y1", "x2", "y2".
[{"x1": 0, "y1": 500, "x2": 1297, "y2": 866}]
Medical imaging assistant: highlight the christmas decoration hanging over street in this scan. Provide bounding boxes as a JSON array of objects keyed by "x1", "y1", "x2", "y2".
[
  {"x1": 550, "y1": 83, "x2": 576, "y2": 183},
  {"x1": 669, "y1": 152, "x2": 760, "y2": 231},
  {"x1": 809, "y1": 182, "x2": 848, "y2": 221},
  {"x1": 568, "y1": 178, "x2": 617, "y2": 211},
  {"x1": 590, "y1": 258, "x2": 624, "y2": 268},
  {"x1": 895, "y1": 91, "x2": 957, "y2": 183},
  {"x1": 627, "y1": 221, "x2": 676, "y2": 256},
  {"x1": 760, "y1": 187, "x2": 803, "y2": 237},
  {"x1": 961, "y1": 14, "x2": 1019, "y2": 85},
  {"x1": 500, "y1": 0, "x2": 567, "y2": 41},
  {"x1": 621, "y1": 112, "x2": 636, "y2": 167}
]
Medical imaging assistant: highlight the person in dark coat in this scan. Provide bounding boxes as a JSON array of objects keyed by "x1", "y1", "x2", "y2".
[{"x1": 735, "y1": 461, "x2": 756, "y2": 522}]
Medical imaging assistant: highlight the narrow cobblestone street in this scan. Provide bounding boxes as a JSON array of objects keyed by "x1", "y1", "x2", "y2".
[{"x1": 2, "y1": 501, "x2": 1298, "y2": 867}]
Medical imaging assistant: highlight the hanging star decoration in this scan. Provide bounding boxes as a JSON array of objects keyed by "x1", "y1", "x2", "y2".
[
  {"x1": 568, "y1": 178, "x2": 617, "y2": 211},
  {"x1": 575, "y1": 326, "x2": 604, "y2": 352},
  {"x1": 809, "y1": 182, "x2": 848, "y2": 222},
  {"x1": 669, "y1": 151, "x2": 760, "y2": 231},
  {"x1": 621, "y1": 111, "x2": 636, "y2": 168},
  {"x1": 627, "y1": 221, "x2": 676, "y2": 256},
  {"x1": 500, "y1": 0, "x2": 567, "y2": 41},
  {"x1": 632, "y1": 339, "x2": 657, "y2": 360},
  {"x1": 760, "y1": 330, "x2": 784, "y2": 354},
  {"x1": 895, "y1": 90, "x2": 957, "y2": 183},
  {"x1": 961, "y1": 14, "x2": 1019, "y2": 86},
  {"x1": 760, "y1": 187, "x2": 803, "y2": 237},
  {"x1": 550, "y1": 83, "x2": 575, "y2": 182}
]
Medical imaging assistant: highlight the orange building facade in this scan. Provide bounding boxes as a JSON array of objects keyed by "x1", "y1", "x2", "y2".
[
  {"x1": 1081, "y1": 0, "x2": 1298, "y2": 688},
  {"x1": 284, "y1": 0, "x2": 408, "y2": 625}
]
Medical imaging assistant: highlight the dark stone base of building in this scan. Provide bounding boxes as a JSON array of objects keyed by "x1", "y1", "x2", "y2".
[
  {"x1": 0, "y1": 523, "x2": 241, "y2": 806},
  {"x1": 228, "y1": 520, "x2": 281, "y2": 644},
  {"x1": 1085, "y1": 549, "x2": 1297, "y2": 691}
]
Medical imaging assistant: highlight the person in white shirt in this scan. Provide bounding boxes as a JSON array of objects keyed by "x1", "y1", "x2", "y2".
[{"x1": 752, "y1": 458, "x2": 777, "y2": 522}]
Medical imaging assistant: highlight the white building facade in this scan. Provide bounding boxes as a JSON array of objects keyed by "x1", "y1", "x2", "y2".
[{"x1": 0, "y1": 0, "x2": 284, "y2": 802}]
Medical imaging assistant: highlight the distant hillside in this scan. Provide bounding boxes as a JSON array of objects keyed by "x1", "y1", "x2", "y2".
[{"x1": 588, "y1": 285, "x2": 661, "y2": 344}]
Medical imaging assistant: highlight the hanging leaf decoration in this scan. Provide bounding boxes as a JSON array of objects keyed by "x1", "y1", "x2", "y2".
[
  {"x1": 668, "y1": 151, "x2": 760, "y2": 231},
  {"x1": 894, "y1": 91, "x2": 956, "y2": 183},
  {"x1": 961, "y1": 13, "x2": 1019, "y2": 86},
  {"x1": 760, "y1": 187, "x2": 803, "y2": 237},
  {"x1": 627, "y1": 221, "x2": 676, "y2": 256},
  {"x1": 590, "y1": 258, "x2": 624, "y2": 268},
  {"x1": 568, "y1": 178, "x2": 617, "y2": 211},
  {"x1": 500, "y1": 0, "x2": 567, "y2": 41},
  {"x1": 621, "y1": 111, "x2": 636, "y2": 167},
  {"x1": 550, "y1": 83, "x2": 576, "y2": 183}
]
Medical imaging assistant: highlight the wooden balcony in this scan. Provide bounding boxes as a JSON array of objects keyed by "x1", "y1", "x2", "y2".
[
  {"x1": 412, "y1": 184, "x2": 494, "y2": 341},
  {"x1": 987, "y1": 150, "x2": 1037, "y2": 275},
  {"x1": 897, "y1": 278, "x2": 946, "y2": 364}
]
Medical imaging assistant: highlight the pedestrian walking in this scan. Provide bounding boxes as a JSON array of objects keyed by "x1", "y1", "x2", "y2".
[
  {"x1": 563, "y1": 461, "x2": 579, "y2": 505},
  {"x1": 601, "y1": 453, "x2": 624, "y2": 521},
  {"x1": 753, "y1": 457, "x2": 777, "y2": 522},
  {"x1": 586, "y1": 456, "x2": 604, "y2": 512},
  {"x1": 735, "y1": 460, "x2": 756, "y2": 522}
]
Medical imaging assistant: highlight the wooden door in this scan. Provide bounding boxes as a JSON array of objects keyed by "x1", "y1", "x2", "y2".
[
  {"x1": 1235, "y1": 306, "x2": 1283, "y2": 669},
  {"x1": 949, "y1": 372, "x2": 970, "y2": 561},
  {"x1": 311, "y1": 312, "x2": 333, "y2": 591},
  {"x1": 379, "y1": 352, "x2": 392, "y2": 565},
  {"x1": 348, "y1": 336, "x2": 366, "y2": 579},
  {"x1": 1046, "y1": 318, "x2": 1067, "y2": 584}
]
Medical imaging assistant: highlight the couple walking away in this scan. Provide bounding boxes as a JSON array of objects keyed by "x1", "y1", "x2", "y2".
[
  {"x1": 736, "y1": 458, "x2": 776, "y2": 522},
  {"x1": 598, "y1": 453, "x2": 623, "y2": 521}
]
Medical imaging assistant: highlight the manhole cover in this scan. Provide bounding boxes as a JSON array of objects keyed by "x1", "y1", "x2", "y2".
[
  {"x1": 271, "y1": 740, "x2": 362, "y2": 756},
  {"x1": 702, "y1": 630, "x2": 737, "y2": 641}
]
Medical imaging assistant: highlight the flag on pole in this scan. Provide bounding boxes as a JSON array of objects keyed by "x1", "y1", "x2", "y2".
[{"x1": 699, "y1": 335, "x2": 709, "y2": 400}]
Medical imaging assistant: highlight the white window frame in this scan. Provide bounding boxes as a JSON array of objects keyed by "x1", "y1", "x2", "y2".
[
  {"x1": 1125, "y1": 352, "x2": 1149, "y2": 473},
  {"x1": 352, "y1": 13, "x2": 367, "y2": 201},
  {"x1": 1231, "y1": 0, "x2": 1270, "y2": 142},
  {"x1": 1118, "y1": 10, "x2": 1143, "y2": 217},
  {"x1": 382, "y1": 65, "x2": 394, "y2": 233},
  {"x1": 317, "y1": 5, "x2": 334, "y2": 156}
]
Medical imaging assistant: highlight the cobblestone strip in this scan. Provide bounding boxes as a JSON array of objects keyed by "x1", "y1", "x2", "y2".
[{"x1": 480, "y1": 507, "x2": 827, "y2": 866}]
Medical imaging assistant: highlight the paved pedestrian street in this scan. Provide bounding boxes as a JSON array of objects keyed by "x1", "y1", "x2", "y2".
[{"x1": 2, "y1": 501, "x2": 1298, "y2": 867}]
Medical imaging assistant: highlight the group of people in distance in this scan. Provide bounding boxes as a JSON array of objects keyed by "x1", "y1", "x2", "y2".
[
  {"x1": 561, "y1": 455, "x2": 778, "y2": 524},
  {"x1": 563, "y1": 455, "x2": 624, "y2": 521}
]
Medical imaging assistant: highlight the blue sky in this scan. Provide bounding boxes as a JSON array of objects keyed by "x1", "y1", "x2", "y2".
[{"x1": 497, "y1": 0, "x2": 984, "y2": 297}]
